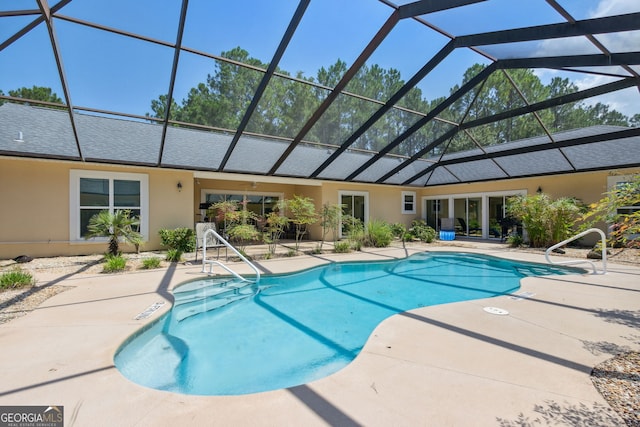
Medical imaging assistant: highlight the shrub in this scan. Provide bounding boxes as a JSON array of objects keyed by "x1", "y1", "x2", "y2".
[
  {"x1": 580, "y1": 175, "x2": 640, "y2": 248},
  {"x1": 284, "y1": 195, "x2": 319, "y2": 251},
  {"x1": 0, "y1": 267, "x2": 35, "y2": 290},
  {"x1": 343, "y1": 215, "x2": 365, "y2": 250},
  {"x1": 103, "y1": 254, "x2": 126, "y2": 273},
  {"x1": 334, "y1": 241, "x2": 351, "y2": 253},
  {"x1": 159, "y1": 227, "x2": 196, "y2": 253},
  {"x1": 409, "y1": 219, "x2": 436, "y2": 243},
  {"x1": 390, "y1": 223, "x2": 407, "y2": 238},
  {"x1": 507, "y1": 194, "x2": 581, "y2": 247},
  {"x1": 141, "y1": 257, "x2": 162, "y2": 269},
  {"x1": 506, "y1": 233, "x2": 524, "y2": 248},
  {"x1": 165, "y1": 248, "x2": 183, "y2": 262},
  {"x1": 228, "y1": 224, "x2": 259, "y2": 252},
  {"x1": 366, "y1": 219, "x2": 393, "y2": 247}
]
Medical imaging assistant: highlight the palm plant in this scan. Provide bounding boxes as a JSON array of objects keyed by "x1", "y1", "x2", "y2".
[{"x1": 85, "y1": 210, "x2": 141, "y2": 256}]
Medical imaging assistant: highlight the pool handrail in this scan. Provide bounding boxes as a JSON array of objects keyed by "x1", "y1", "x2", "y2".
[
  {"x1": 545, "y1": 228, "x2": 607, "y2": 275},
  {"x1": 201, "y1": 228, "x2": 261, "y2": 282}
]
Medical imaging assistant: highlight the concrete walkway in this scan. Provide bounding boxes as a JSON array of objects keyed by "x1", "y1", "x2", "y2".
[{"x1": 0, "y1": 243, "x2": 638, "y2": 426}]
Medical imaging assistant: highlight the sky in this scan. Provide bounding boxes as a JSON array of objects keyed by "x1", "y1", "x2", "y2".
[{"x1": 0, "y1": 0, "x2": 638, "y2": 118}]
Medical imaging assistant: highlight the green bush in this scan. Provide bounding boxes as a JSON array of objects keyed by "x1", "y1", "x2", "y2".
[
  {"x1": 506, "y1": 233, "x2": 524, "y2": 248},
  {"x1": 228, "y1": 224, "x2": 259, "y2": 251},
  {"x1": 343, "y1": 215, "x2": 365, "y2": 250},
  {"x1": 409, "y1": 219, "x2": 436, "y2": 243},
  {"x1": 165, "y1": 248, "x2": 183, "y2": 262},
  {"x1": 334, "y1": 241, "x2": 351, "y2": 253},
  {"x1": 366, "y1": 219, "x2": 393, "y2": 247},
  {"x1": 159, "y1": 227, "x2": 196, "y2": 253},
  {"x1": 103, "y1": 254, "x2": 127, "y2": 273},
  {"x1": 0, "y1": 267, "x2": 35, "y2": 290},
  {"x1": 507, "y1": 194, "x2": 581, "y2": 247},
  {"x1": 141, "y1": 257, "x2": 162, "y2": 269},
  {"x1": 390, "y1": 223, "x2": 407, "y2": 238}
]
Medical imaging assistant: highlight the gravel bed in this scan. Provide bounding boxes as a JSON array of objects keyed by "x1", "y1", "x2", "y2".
[
  {"x1": 592, "y1": 352, "x2": 640, "y2": 426},
  {"x1": 0, "y1": 284, "x2": 70, "y2": 324}
]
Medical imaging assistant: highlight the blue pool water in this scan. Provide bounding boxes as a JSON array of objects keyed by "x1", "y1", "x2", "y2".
[{"x1": 114, "y1": 252, "x2": 581, "y2": 395}]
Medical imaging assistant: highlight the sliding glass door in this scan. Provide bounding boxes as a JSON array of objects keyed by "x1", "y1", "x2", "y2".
[
  {"x1": 453, "y1": 197, "x2": 482, "y2": 237},
  {"x1": 425, "y1": 198, "x2": 449, "y2": 231},
  {"x1": 339, "y1": 191, "x2": 368, "y2": 237}
]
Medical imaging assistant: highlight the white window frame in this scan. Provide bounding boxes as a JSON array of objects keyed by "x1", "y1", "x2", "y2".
[
  {"x1": 421, "y1": 189, "x2": 526, "y2": 239},
  {"x1": 401, "y1": 191, "x2": 416, "y2": 214},
  {"x1": 69, "y1": 170, "x2": 149, "y2": 242},
  {"x1": 338, "y1": 190, "x2": 369, "y2": 239}
]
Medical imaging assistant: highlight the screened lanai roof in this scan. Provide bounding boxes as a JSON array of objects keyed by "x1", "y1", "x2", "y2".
[{"x1": 1, "y1": 0, "x2": 639, "y2": 187}]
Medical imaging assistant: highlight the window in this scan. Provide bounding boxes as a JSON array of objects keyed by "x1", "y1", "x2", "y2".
[
  {"x1": 401, "y1": 191, "x2": 416, "y2": 214},
  {"x1": 70, "y1": 170, "x2": 149, "y2": 241},
  {"x1": 201, "y1": 192, "x2": 282, "y2": 221}
]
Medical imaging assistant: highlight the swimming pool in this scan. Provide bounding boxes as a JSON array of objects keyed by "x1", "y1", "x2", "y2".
[{"x1": 114, "y1": 252, "x2": 581, "y2": 395}]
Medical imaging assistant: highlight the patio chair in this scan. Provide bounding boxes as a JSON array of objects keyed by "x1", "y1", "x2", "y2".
[
  {"x1": 195, "y1": 222, "x2": 227, "y2": 262},
  {"x1": 457, "y1": 217, "x2": 481, "y2": 235}
]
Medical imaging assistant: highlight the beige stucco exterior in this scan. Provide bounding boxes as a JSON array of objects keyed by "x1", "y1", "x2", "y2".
[
  {"x1": 1, "y1": 155, "x2": 638, "y2": 259},
  {"x1": 1, "y1": 157, "x2": 193, "y2": 258}
]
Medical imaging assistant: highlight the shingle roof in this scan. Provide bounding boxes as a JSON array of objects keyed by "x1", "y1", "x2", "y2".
[{"x1": 2, "y1": 102, "x2": 638, "y2": 186}]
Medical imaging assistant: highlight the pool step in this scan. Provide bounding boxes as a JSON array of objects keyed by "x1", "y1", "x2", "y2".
[
  {"x1": 513, "y1": 265, "x2": 554, "y2": 276},
  {"x1": 173, "y1": 279, "x2": 257, "y2": 322},
  {"x1": 116, "y1": 332, "x2": 188, "y2": 392},
  {"x1": 173, "y1": 277, "x2": 236, "y2": 304}
]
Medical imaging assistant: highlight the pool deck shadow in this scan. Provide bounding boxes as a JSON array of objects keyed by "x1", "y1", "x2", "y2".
[{"x1": 0, "y1": 243, "x2": 637, "y2": 426}]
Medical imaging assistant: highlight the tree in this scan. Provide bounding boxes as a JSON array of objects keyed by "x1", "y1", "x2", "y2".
[
  {"x1": 148, "y1": 49, "x2": 633, "y2": 158},
  {"x1": 85, "y1": 210, "x2": 142, "y2": 256},
  {"x1": 263, "y1": 210, "x2": 289, "y2": 255},
  {"x1": 319, "y1": 203, "x2": 342, "y2": 250},
  {"x1": 208, "y1": 199, "x2": 259, "y2": 252},
  {"x1": 1, "y1": 85, "x2": 64, "y2": 108},
  {"x1": 580, "y1": 175, "x2": 640, "y2": 248},
  {"x1": 283, "y1": 195, "x2": 318, "y2": 251}
]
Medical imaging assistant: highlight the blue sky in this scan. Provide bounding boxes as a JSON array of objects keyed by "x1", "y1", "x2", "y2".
[{"x1": 0, "y1": 0, "x2": 638, "y2": 118}]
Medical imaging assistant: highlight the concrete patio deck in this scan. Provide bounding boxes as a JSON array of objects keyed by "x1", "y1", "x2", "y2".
[{"x1": 0, "y1": 242, "x2": 638, "y2": 426}]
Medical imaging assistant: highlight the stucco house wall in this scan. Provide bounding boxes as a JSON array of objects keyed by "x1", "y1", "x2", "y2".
[
  {"x1": 1, "y1": 153, "x2": 637, "y2": 259},
  {"x1": 0, "y1": 157, "x2": 193, "y2": 258}
]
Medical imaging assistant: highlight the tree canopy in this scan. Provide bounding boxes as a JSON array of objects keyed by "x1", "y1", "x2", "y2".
[
  {"x1": 147, "y1": 48, "x2": 637, "y2": 157},
  {"x1": 0, "y1": 85, "x2": 64, "y2": 106},
  {"x1": 3, "y1": 51, "x2": 636, "y2": 159}
]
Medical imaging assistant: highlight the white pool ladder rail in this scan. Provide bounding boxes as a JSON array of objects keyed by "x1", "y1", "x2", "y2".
[
  {"x1": 201, "y1": 228, "x2": 261, "y2": 282},
  {"x1": 545, "y1": 228, "x2": 607, "y2": 275}
]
